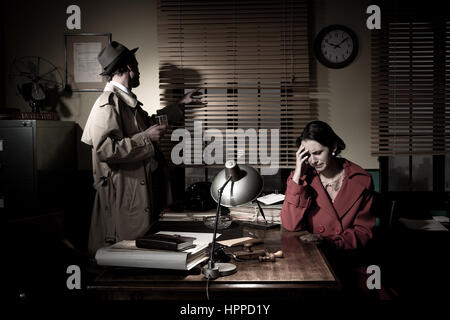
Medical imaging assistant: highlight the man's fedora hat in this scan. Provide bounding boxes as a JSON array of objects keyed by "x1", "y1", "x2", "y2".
[{"x1": 98, "y1": 41, "x2": 138, "y2": 76}]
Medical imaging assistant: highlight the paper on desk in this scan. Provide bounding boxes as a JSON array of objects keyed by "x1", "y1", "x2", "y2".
[
  {"x1": 217, "y1": 237, "x2": 253, "y2": 247},
  {"x1": 432, "y1": 216, "x2": 450, "y2": 223},
  {"x1": 398, "y1": 218, "x2": 448, "y2": 231},
  {"x1": 257, "y1": 193, "x2": 285, "y2": 205}
]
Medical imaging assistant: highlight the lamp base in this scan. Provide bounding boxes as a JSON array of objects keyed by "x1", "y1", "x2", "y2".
[
  {"x1": 240, "y1": 221, "x2": 280, "y2": 230},
  {"x1": 203, "y1": 262, "x2": 237, "y2": 279}
]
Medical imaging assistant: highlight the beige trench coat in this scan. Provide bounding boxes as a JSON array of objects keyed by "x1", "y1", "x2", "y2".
[{"x1": 81, "y1": 82, "x2": 182, "y2": 255}]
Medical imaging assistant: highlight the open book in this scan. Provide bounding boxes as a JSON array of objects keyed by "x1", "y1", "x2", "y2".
[{"x1": 95, "y1": 231, "x2": 218, "y2": 270}]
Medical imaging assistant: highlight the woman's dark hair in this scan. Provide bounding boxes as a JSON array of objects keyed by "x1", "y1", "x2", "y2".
[{"x1": 296, "y1": 120, "x2": 346, "y2": 155}]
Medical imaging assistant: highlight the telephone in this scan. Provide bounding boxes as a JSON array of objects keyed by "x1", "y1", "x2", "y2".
[{"x1": 184, "y1": 181, "x2": 216, "y2": 211}]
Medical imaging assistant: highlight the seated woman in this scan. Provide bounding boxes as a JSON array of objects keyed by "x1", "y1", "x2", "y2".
[{"x1": 281, "y1": 120, "x2": 375, "y2": 250}]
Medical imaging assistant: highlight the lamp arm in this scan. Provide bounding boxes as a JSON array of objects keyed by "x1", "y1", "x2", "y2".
[
  {"x1": 218, "y1": 176, "x2": 233, "y2": 193},
  {"x1": 208, "y1": 176, "x2": 232, "y2": 268}
]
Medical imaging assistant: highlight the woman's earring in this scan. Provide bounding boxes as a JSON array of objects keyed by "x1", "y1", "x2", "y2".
[{"x1": 332, "y1": 152, "x2": 336, "y2": 156}]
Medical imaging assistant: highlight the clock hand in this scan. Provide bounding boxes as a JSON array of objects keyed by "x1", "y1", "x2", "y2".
[
  {"x1": 334, "y1": 37, "x2": 349, "y2": 48},
  {"x1": 324, "y1": 39, "x2": 338, "y2": 47}
]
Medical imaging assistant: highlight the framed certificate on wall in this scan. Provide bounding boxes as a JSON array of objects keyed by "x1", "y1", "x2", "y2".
[{"x1": 64, "y1": 33, "x2": 111, "y2": 92}]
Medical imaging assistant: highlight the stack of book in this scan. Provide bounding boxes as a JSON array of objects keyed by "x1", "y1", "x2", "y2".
[
  {"x1": 159, "y1": 210, "x2": 215, "y2": 222},
  {"x1": 229, "y1": 202, "x2": 282, "y2": 224},
  {"x1": 95, "y1": 231, "x2": 214, "y2": 271}
]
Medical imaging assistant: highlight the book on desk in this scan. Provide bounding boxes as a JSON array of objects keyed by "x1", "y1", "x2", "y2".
[
  {"x1": 95, "y1": 231, "x2": 215, "y2": 271},
  {"x1": 159, "y1": 201, "x2": 283, "y2": 224},
  {"x1": 136, "y1": 233, "x2": 196, "y2": 251},
  {"x1": 229, "y1": 202, "x2": 282, "y2": 224}
]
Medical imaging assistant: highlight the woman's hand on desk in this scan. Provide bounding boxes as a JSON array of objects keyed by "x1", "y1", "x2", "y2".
[{"x1": 299, "y1": 232, "x2": 323, "y2": 244}]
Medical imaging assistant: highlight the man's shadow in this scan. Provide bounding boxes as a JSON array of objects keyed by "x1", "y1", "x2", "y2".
[
  {"x1": 159, "y1": 63, "x2": 204, "y2": 210},
  {"x1": 159, "y1": 63, "x2": 203, "y2": 124}
]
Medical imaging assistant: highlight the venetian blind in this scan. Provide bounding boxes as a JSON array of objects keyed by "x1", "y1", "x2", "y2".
[
  {"x1": 371, "y1": 3, "x2": 450, "y2": 155},
  {"x1": 157, "y1": 0, "x2": 313, "y2": 169}
]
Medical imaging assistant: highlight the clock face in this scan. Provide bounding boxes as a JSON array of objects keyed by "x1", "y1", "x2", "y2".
[{"x1": 314, "y1": 25, "x2": 358, "y2": 68}]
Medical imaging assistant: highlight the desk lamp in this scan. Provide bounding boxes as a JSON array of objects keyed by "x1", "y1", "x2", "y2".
[{"x1": 203, "y1": 160, "x2": 263, "y2": 279}]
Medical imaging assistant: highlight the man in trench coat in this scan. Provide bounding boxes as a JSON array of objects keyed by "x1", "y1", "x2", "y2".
[{"x1": 81, "y1": 41, "x2": 200, "y2": 255}]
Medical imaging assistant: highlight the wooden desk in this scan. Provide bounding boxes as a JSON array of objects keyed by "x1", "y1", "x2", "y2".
[{"x1": 87, "y1": 222, "x2": 339, "y2": 300}]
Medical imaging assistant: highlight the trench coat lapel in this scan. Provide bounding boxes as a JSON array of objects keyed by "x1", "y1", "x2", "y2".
[
  {"x1": 309, "y1": 159, "x2": 369, "y2": 220},
  {"x1": 105, "y1": 82, "x2": 139, "y2": 108}
]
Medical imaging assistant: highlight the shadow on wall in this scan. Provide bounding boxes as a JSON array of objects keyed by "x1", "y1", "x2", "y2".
[
  {"x1": 76, "y1": 123, "x2": 92, "y2": 171},
  {"x1": 68, "y1": 124, "x2": 94, "y2": 251},
  {"x1": 159, "y1": 63, "x2": 203, "y2": 120},
  {"x1": 57, "y1": 85, "x2": 75, "y2": 118},
  {"x1": 158, "y1": 63, "x2": 203, "y2": 207}
]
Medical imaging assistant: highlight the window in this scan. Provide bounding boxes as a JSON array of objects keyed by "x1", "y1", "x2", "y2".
[
  {"x1": 157, "y1": 0, "x2": 314, "y2": 177},
  {"x1": 371, "y1": 1, "x2": 450, "y2": 193},
  {"x1": 387, "y1": 155, "x2": 433, "y2": 191},
  {"x1": 446, "y1": 156, "x2": 450, "y2": 191}
]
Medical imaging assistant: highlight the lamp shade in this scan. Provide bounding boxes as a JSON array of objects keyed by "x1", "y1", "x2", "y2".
[{"x1": 210, "y1": 160, "x2": 263, "y2": 207}]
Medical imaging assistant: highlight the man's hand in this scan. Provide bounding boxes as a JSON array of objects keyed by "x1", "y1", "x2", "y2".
[
  {"x1": 145, "y1": 124, "x2": 168, "y2": 142},
  {"x1": 178, "y1": 88, "x2": 202, "y2": 105}
]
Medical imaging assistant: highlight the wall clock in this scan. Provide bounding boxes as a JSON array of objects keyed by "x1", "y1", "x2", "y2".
[{"x1": 314, "y1": 25, "x2": 359, "y2": 69}]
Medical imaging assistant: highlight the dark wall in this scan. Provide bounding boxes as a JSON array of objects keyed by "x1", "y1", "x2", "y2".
[{"x1": 0, "y1": 1, "x2": 5, "y2": 108}]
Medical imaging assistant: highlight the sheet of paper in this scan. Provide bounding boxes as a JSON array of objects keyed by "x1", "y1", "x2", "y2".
[
  {"x1": 432, "y1": 216, "x2": 449, "y2": 223},
  {"x1": 257, "y1": 193, "x2": 285, "y2": 205},
  {"x1": 110, "y1": 240, "x2": 136, "y2": 250},
  {"x1": 73, "y1": 42, "x2": 103, "y2": 83},
  {"x1": 398, "y1": 218, "x2": 448, "y2": 231},
  {"x1": 217, "y1": 237, "x2": 253, "y2": 247}
]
